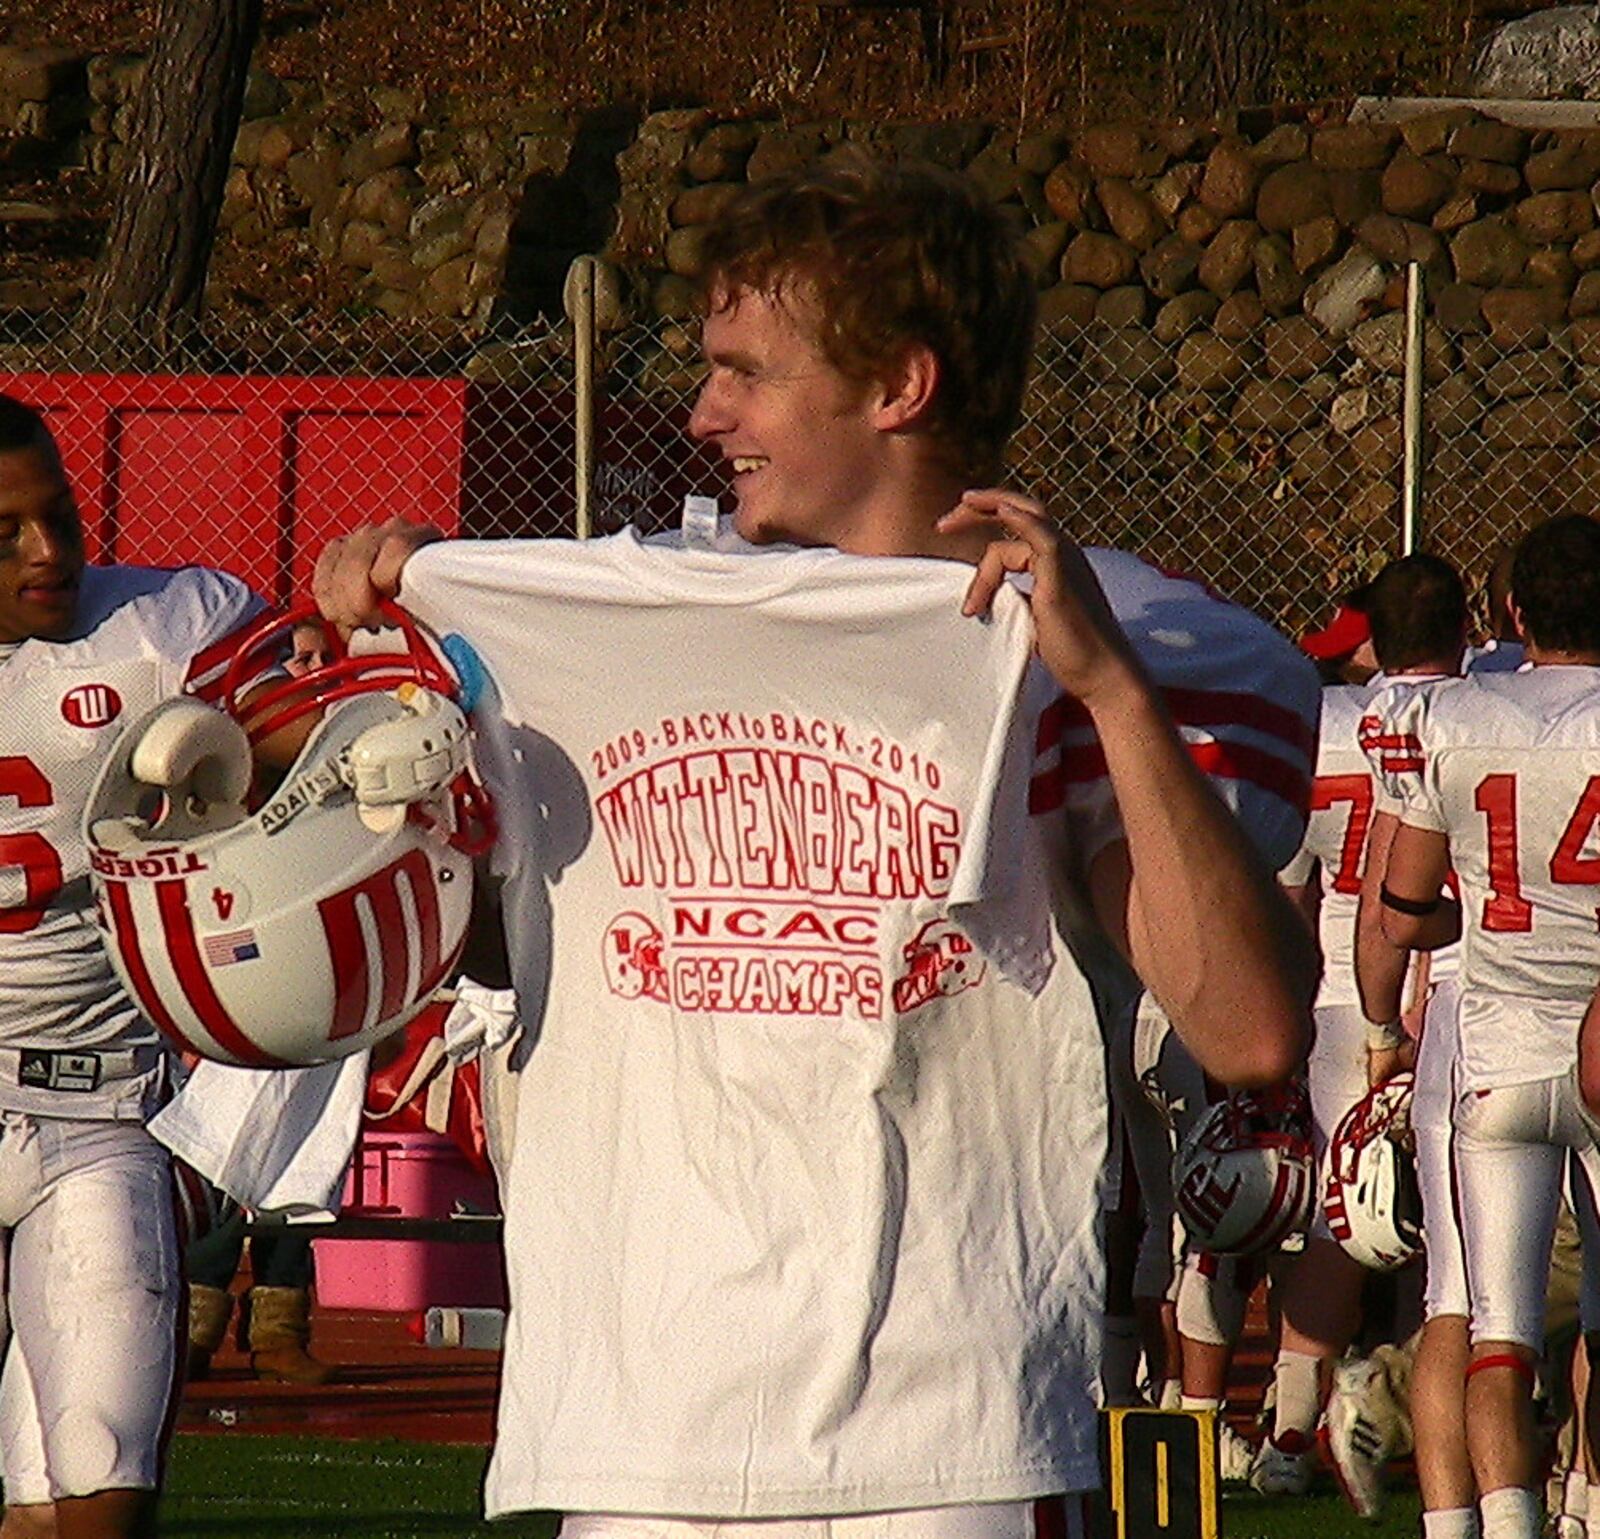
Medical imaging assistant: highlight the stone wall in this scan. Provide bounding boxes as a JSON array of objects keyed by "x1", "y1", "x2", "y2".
[{"x1": 7, "y1": 41, "x2": 1600, "y2": 606}]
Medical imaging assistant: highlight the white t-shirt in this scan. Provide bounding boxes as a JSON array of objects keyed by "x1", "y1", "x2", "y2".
[
  {"x1": 1386, "y1": 667, "x2": 1600, "y2": 1090},
  {"x1": 0, "y1": 564, "x2": 258, "y2": 1120},
  {"x1": 401, "y1": 530, "x2": 1317, "y2": 1520}
]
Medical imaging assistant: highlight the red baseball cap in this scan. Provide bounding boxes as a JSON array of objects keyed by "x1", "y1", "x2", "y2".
[{"x1": 1300, "y1": 603, "x2": 1371, "y2": 661}]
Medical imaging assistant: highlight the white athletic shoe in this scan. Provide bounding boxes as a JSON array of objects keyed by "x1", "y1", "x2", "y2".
[
  {"x1": 1323, "y1": 1357, "x2": 1390, "y2": 1519},
  {"x1": 1217, "y1": 1422, "x2": 1255, "y2": 1484},
  {"x1": 1249, "y1": 1430, "x2": 1314, "y2": 1497}
]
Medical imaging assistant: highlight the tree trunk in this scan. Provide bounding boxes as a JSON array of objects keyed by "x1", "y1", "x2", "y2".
[
  {"x1": 75, "y1": 0, "x2": 263, "y2": 362},
  {"x1": 1164, "y1": 0, "x2": 1279, "y2": 118}
]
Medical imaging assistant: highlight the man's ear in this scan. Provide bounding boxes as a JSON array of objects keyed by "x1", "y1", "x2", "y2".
[
  {"x1": 1510, "y1": 597, "x2": 1530, "y2": 645},
  {"x1": 871, "y1": 344, "x2": 941, "y2": 432}
]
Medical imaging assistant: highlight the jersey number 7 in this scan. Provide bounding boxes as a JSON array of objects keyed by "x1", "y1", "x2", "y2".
[
  {"x1": 1475, "y1": 773, "x2": 1600, "y2": 933},
  {"x1": 1310, "y1": 773, "x2": 1373, "y2": 896}
]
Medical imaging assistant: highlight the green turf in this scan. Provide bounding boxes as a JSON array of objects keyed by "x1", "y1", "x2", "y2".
[
  {"x1": 159, "y1": 1432, "x2": 1428, "y2": 1537},
  {"x1": 160, "y1": 1435, "x2": 558, "y2": 1537}
]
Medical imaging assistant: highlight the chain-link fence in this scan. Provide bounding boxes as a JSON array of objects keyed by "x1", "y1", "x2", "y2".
[{"x1": 3, "y1": 280, "x2": 1595, "y2": 633}]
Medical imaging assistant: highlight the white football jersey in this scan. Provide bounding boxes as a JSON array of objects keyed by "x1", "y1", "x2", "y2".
[
  {"x1": 0, "y1": 564, "x2": 258, "y2": 1119},
  {"x1": 1387, "y1": 666, "x2": 1600, "y2": 1090},
  {"x1": 1280, "y1": 684, "x2": 1372, "y2": 1008},
  {"x1": 401, "y1": 530, "x2": 1315, "y2": 1521}
]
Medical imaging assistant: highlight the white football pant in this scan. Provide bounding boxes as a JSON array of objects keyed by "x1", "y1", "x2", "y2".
[
  {"x1": 560, "y1": 1497, "x2": 1094, "y2": 1538},
  {"x1": 0, "y1": 1112, "x2": 181, "y2": 1503}
]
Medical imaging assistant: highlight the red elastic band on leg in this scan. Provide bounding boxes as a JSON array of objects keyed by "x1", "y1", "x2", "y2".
[{"x1": 1465, "y1": 1352, "x2": 1538, "y2": 1387}]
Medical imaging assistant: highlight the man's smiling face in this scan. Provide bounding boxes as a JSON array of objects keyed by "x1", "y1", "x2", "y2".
[{"x1": 0, "y1": 444, "x2": 85, "y2": 643}]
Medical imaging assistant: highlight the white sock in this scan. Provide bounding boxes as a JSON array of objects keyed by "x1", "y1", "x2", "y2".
[
  {"x1": 1270, "y1": 1348, "x2": 1322, "y2": 1443},
  {"x1": 1421, "y1": 1508, "x2": 1480, "y2": 1539},
  {"x1": 1585, "y1": 1478, "x2": 1600, "y2": 1539},
  {"x1": 1156, "y1": 1378, "x2": 1182, "y2": 1410},
  {"x1": 1479, "y1": 1486, "x2": 1540, "y2": 1539},
  {"x1": 1181, "y1": 1394, "x2": 1221, "y2": 1411},
  {"x1": 1567, "y1": 1467, "x2": 1589, "y2": 1516}
]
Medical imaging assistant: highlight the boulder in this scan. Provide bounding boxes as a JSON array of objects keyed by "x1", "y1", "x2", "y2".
[
  {"x1": 1044, "y1": 160, "x2": 1097, "y2": 225},
  {"x1": 1514, "y1": 189, "x2": 1595, "y2": 244},
  {"x1": 1257, "y1": 163, "x2": 1332, "y2": 233},
  {"x1": 1292, "y1": 215, "x2": 1341, "y2": 274},
  {"x1": 1458, "y1": 159, "x2": 1522, "y2": 197},
  {"x1": 1198, "y1": 138, "x2": 1260, "y2": 218},
  {"x1": 1062, "y1": 231, "x2": 1137, "y2": 288},
  {"x1": 1176, "y1": 334, "x2": 1254, "y2": 390},
  {"x1": 1450, "y1": 219, "x2": 1528, "y2": 287},
  {"x1": 1482, "y1": 350, "x2": 1567, "y2": 399},
  {"x1": 1432, "y1": 192, "x2": 1480, "y2": 234},
  {"x1": 1401, "y1": 107, "x2": 1475, "y2": 158},
  {"x1": 1254, "y1": 234, "x2": 1304, "y2": 315},
  {"x1": 1154, "y1": 290, "x2": 1220, "y2": 343},
  {"x1": 1037, "y1": 283, "x2": 1099, "y2": 329},
  {"x1": 1304, "y1": 246, "x2": 1389, "y2": 336},
  {"x1": 1077, "y1": 124, "x2": 1148, "y2": 179},
  {"x1": 1214, "y1": 291, "x2": 1267, "y2": 339},
  {"x1": 1525, "y1": 135, "x2": 1600, "y2": 192},
  {"x1": 1481, "y1": 286, "x2": 1567, "y2": 348},
  {"x1": 1311, "y1": 124, "x2": 1397, "y2": 171},
  {"x1": 1350, "y1": 311, "x2": 1453, "y2": 380},
  {"x1": 1198, "y1": 219, "x2": 1259, "y2": 296},
  {"x1": 1481, "y1": 395, "x2": 1584, "y2": 448},
  {"x1": 1471, "y1": 8, "x2": 1600, "y2": 100},
  {"x1": 1434, "y1": 282, "x2": 1487, "y2": 334},
  {"x1": 1263, "y1": 316, "x2": 1336, "y2": 379},
  {"x1": 1096, "y1": 286, "x2": 1151, "y2": 327},
  {"x1": 1177, "y1": 203, "x2": 1223, "y2": 245},
  {"x1": 1151, "y1": 161, "x2": 1203, "y2": 219},
  {"x1": 1572, "y1": 270, "x2": 1600, "y2": 317},
  {"x1": 1432, "y1": 374, "x2": 1488, "y2": 434},
  {"x1": 1382, "y1": 150, "x2": 1454, "y2": 220},
  {"x1": 1139, "y1": 234, "x2": 1202, "y2": 299},
  {"x1": 1231, "y1": 379, "x2": 1322, "y2": 433},
  {"x1": 1448, "y1": 118, "x2": 1527, "y2": 164},
  {"x1": 1098, "y1": 179, "x2": 1166, "y2": 250}
]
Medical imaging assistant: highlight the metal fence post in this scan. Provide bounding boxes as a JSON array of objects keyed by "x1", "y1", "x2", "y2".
[
  {"x1": 569, "y1": 255, "x2": 597, "y2": 541},
  {"x1": 1401, "y1": 260, "x2": 1425, "y2": 557}
]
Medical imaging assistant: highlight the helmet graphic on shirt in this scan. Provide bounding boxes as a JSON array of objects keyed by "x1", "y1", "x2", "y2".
[
  {"x1": 82, "y1": 609, "x2": 494, "y2": 1069},
  {"x1": 891, "y1": 917, "x2": 987, "y2": 1015},
  {"x1": 602, "y1": 911, "x2": 670, "y2": 1003},
  {"x1": 1323, "y1": 1072, "x2": 1423, "y2": 1272},
  {"x1": 1173, "y1": 1081, "x2": 1315, "y2": 1256}
]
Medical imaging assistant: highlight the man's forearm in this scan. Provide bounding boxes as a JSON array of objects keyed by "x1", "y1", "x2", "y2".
[
  {"x1": 1087, "y1": 667, "x2": 1314, "y2": 1088},
  {"x1": 1355, "y1": 811, "x2": 1409, "y2": 1024}
]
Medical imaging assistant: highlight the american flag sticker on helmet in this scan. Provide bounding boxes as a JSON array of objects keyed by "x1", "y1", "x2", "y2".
[{"x1": 202, "y1": 928, "x2": 261, "y2": 966}]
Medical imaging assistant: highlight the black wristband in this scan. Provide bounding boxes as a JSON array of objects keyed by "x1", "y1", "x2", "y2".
[{"x1": 1380, "y1": 884, "x2": 1441, "y2": 918}]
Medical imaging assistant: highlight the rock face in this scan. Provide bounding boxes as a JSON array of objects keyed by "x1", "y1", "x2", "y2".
[{"x1": 1471, "y1": 5, "x2": 1600, "y2": 100}]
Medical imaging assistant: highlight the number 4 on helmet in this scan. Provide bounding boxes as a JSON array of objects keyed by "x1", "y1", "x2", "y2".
[{"x1": 81, "y1": 605, "x2": 495, "y2": 1070}]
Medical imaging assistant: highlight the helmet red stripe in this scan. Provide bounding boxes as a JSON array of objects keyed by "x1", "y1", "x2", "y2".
[
  {"x1": 102, "y1": 879, "x2": 208, "y2": 1061},
  {"x1": 156, "y1": 880, "x2": 285, "y2": 1067}
]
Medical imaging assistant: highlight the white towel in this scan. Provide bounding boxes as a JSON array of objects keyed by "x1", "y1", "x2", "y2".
[
  {"x1": 440, "y1": 979, "x2": 519, "y2": 1063},
  {"x1": 149, "y1": 1051, "x2": 370, "y2": 1216}
]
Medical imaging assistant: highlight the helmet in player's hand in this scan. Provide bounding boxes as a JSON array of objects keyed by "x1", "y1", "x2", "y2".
[
  {"x1": 82, "y1": 605, "x2": 493, "y2": 1068},
  {"x1": 1322, "y1": 1072, "x2": 1423, "y2": 1272},
  {"x1": 1173, "y1": 1081, "x2": 1315, "y2": 1255}
]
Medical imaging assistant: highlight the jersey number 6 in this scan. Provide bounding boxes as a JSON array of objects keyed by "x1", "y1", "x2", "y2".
[{"x1": 0, "y1": 757, "x2": 63, "y2": 935}]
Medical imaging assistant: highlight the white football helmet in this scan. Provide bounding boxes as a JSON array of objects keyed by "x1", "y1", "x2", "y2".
[
  {"x1": 1323, "y1": 1072, "x2": 1423, "y2": 1272},
  {"x1": 83, "y1": 605, "x2": 494, "y2": 1068},
  {"x1": 1173, "y1": 1082, "x2": 1315, "y2": 1256}
]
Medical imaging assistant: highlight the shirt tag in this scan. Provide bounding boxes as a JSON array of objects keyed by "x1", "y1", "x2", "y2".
[{"x1": 681, "y1": 494, "x2": 721, "y2": 550}]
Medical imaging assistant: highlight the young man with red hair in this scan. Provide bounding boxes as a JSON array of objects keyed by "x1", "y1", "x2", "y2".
[{"x1": 315, "y1": 155, "x2": 1316, "y2": 1538}]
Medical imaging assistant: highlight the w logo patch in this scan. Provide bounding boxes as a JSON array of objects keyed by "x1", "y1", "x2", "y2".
[{"x1": 61, "y1": 684, "x2": 123, "y2": 729}]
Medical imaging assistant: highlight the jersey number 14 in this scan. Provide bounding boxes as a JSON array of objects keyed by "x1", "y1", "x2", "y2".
[{"x1": 1475, "y1": 773, "x2": 1600, "y2": 933}]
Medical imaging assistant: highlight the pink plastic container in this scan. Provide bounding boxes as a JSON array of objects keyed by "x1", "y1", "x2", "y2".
[{"x1": 314, "y1": 1129, "x2": 508, "y2": 1311}]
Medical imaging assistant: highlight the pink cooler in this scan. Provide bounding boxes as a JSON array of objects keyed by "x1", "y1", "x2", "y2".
[{"x1": 314, "y1": 1129, "x2": 508, "y2": 1311}]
